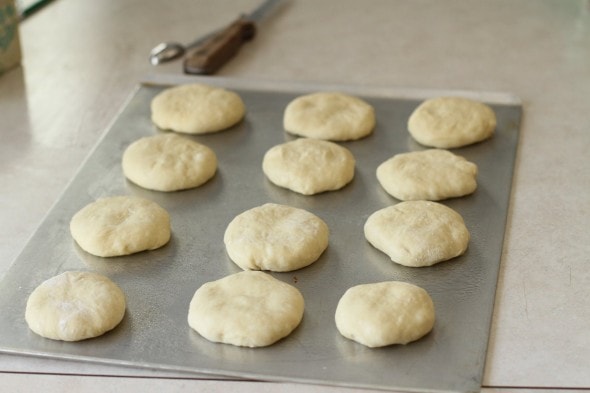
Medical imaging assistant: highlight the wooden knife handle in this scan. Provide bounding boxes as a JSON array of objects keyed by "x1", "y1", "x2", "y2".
[{"x1": 183, "y1": 16, "x2": 256, "y2": 75}]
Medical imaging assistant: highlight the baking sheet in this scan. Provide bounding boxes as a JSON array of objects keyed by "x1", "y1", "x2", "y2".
[{"x1": 0, "y1": 76, "x2": 522, "y2": 393}]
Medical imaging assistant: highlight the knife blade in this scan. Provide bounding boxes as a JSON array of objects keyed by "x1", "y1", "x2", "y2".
[{"x1": 183, "y1": 0, "x2": 282, "y2": 75}]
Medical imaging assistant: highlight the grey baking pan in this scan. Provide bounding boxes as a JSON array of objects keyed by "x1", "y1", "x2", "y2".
[{"x1": 0, "y1": 75, "x2": 522, "y2": 393}]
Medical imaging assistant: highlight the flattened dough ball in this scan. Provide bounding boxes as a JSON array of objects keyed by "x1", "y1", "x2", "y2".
[
  {"x1": 151, "y1": 83, "x2": 245, "y2": 134},
  {"x1": 408, "y1": 97, "x2": 496, "y2": 148},
  {"x1": 262, "y1": 138, "x2": 355, "y2": 195},
  {"x1": 364, "y1": 201, "x2": 469, "y2": 267},
  {"x1": 188, "y1": 271, "x2": 304, "y2": 347},
  {"x1": 25, "y1": 271, "x2": 126, "y2": 341},
  {"x1": 224, "y1": 203, "x2": 329, "y2": 272},
  {"x1": 284, "y1": 92, "x2": 375, "y2": 141},
  {"x1": 376, "y1": 149, "x2": 478, "y2": 201},
  {"x1": 335, "y1": 281, "x2": 435, "y2": 347},
  {"x1": 122, "y1": 133, "x2": 217, "y2": 192},
  {"x1": 70, "y1": 196, "x2": 171, "y2": 257}
]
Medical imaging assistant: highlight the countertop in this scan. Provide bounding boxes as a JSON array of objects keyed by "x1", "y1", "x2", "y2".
[{"x1": 1, "y1": 0, "x2": 589, "y2": 391}]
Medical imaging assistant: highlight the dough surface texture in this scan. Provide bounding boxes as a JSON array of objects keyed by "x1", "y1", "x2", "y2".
[
  {"x1": 122, "y1": 133, "x2": 217, "y2": 192},
  {"x1": 262, "y1": 138, "x2": 355, "y2": 195},
  {"x1": 408, "y1": 97, "x2": 496, "y2": 148},
  {"x1": 188, "y1": 271, "x2": 304, "y2": 347},
  {"x1": 335, "y1": 281, "x2": 435, "y2": 347},
  {"x1": 70, "y1": 196, "x2": 170, "y2": 257},
  {"x1": 224, "y1": 203, "x2": 329, "y2": 272},
  {"x1": 283, "y1": 92, "x2": 375, "y2": 141},
  {"x1": 364, "y1": 201, "x2": 469, "y2": 267},
  {"x1": 376, "y1": 149, "x2": 478, "y2": 201},
  {"x1": 151, "y1": 83, "x2": 245, "y2": 134},
  {"x1": 25, "y1": 271, "x2": 126, "y2": 341}
]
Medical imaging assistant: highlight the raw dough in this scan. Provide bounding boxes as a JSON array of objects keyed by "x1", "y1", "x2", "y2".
[
  {"x1": 70, "y1": 196, "x2": 170, "y2": 257},
  {"x1": 364, "y1": 201, "x2": 469, "y2": 267},
  {"x1": 151, "y1": 83, "x2": 245, "y2": 134},
  {"x1": 376, "y1": 149, "x2": 478, "y2": 201},
  {"x1": 224, "y1": 203, "x2": 329, "y2": 272},
  {"x1": 25, "y1": 271, "x2": 126, "y2": 341},
  {"x1": 283, "y1": 92, "x2": 375, "y2": 141},
  {"x1": 335, "y1": 281, "x2": 435, "y2": 347},
  {"x1": 262, "y1": 138, "x2": 355, "y2": 195},
  {"x1": 122, "y1": 133, "x2": 217, "y2": 192},
  {"x1": 188, "y1": 271, "x2": 304, "y2": 347},
  {"x1": 408, "y1": 97, "x2": 496, "y2": 148}
]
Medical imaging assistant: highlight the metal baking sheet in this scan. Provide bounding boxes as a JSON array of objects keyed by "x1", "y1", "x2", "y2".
[{"x1": 0, "y1": 76, "x2": 522, "y2": 393}]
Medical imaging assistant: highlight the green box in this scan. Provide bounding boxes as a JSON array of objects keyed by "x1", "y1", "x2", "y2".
[{"x1": 0, "y1": 0, "x2": 21, "y2": 74}]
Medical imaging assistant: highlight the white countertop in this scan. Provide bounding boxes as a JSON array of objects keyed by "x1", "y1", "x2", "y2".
[{"x1": 1, "y1": 0, "x2": 589, "y2": 391}]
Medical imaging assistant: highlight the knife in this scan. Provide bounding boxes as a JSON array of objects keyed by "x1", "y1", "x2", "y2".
[{"x1": 182, "y1": 0, "x2": 282, "y2": 75}]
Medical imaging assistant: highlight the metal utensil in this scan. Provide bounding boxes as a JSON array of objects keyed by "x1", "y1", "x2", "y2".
[
  {"x1": 148, "y1": 31, "x2": 218, "y2": 65},
  {"x1": 149, "y1": 0, "x2": 282, "y2": 74}
]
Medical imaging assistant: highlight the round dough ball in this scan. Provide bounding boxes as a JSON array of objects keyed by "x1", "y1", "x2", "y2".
[
  {"x1": 364, "y1": 201, "x2": 469, "y2": 267},
  {"x1": 283, "y1": 92, "x2": 375, "y2": 141},
  {"x1": 224, "y1": 203, "x2": 329, "y2": 272},
  {"x1": 70, "y1": 196, "x2": 171, "y2": 257},
  {"x1": 335, "y1": 281, "x2": 435, "y2": 347},
  {"x1": 262, "y1": 138, "x2": 355, "y2": 195},
  {"x1": 25, "y1": 271, "x2": 126, "y2": 341},
  {"x1": 122, "y1": 133, "x2": 217, "y2": 192},
  {"x1": 376, "y1": 149, "x2": 478, "y2": 201},
  {"x1": 188, "y1": 271, "x2": 304, "y2": 347},
  {"x1": 151, "y1": 83, "x2": 245, "y2": 134},
  {"x1": 408, "y1": 97, "x2": 496, "y2": 148}
]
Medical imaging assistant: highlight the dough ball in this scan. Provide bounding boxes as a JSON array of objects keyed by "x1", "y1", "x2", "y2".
[
  {"x1": 188, "y1": 271, "x2": 304, "y2": 347},
  {"x1": 283, "y1": 92, "x2": 375, "y2": 141},
  {"x1": 122, "y1": 133, "x2": 217, "y2": 192},
  {"x1": 25, "y1": 271, "x2": 126, "y2": 341},
  {"x1": 408, "y1": 97, "x2": 496, "y2": 148},
  {"x1": 224, "y1": 203, "x2": 329, "y2": 272},
  {"x1": 376, "y1": 149, "x2": 478, "y2": 201},
  {"x1": 262, "y1": 138, "x2": 355, "y2": 195},
  {"x1": 151, "y1": 83, "x2": 245, "y2": 134},
  {"x1": 364, "y1": 201, "x2": 469, "y2": 267},
  {"x1": 335, "y1": 281, "x2": 435, "y2": 347},
  {"x1": 70, "y1": 196, "x2": 170, "y2": 257}
]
